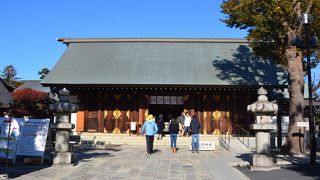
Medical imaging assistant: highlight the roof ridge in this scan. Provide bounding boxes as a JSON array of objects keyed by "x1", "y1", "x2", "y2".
[{"x1": 57, "y1": 37, "x2": 248, "y2": 44}]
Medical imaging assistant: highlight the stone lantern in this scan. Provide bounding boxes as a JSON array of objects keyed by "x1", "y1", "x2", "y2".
[
  {"x1": 49, "y1": 88, "x2": 78, "y2": 166},
  {"x1": 247, "y1": 87, "x2": 279, "y2": 171}
]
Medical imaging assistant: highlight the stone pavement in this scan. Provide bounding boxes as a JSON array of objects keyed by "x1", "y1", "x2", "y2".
[
  {"x1": 1, "y1": 145, "x2": 320, "y2": 180},
  {"x1": 2, "y1": 145, "x2": 249, "y2": 180}
]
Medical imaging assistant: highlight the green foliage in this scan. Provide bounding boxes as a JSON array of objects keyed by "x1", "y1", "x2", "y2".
[
  {"x1": 38, "y1": 68, "x2": 50, "y2": 79},
  {"x1": 221, "y1": 0, "x2": 320, "y2": 67},
  {"x1": 0, "y1": 65, "x2": 20, "y2": 87},
  {"x1": 221, "y1": 1, "x2": 320, "y2": 153}
]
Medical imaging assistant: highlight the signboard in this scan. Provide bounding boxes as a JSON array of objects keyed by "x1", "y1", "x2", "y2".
[
  {"x1": 177, "y1": 96, "x2": 184, "y2": 105},
  {"x1": 190, "y1": 141, "x2": 215, "y2": 151},
  {"x1": 281, "y1": 116, "x2": 289, "y2": 133},
  {"x1": 199, "y1": 142, "x2": 215, "y2": 151},
  {"x1": 130, "y1": 122, "x2": 136, "y2": 131},
  {"x1": 164, "y1": 96, "x2": 170, "y2": 104},
  {"x1": 16, "y1": 119, "x2": 49, "y2": 157},
  {"x1": 297, "y1": 122, "x2": 309, "y2": 127},
  {"x1": 157, "y1": 96, "x2": 163, "y2": 104},
  {"x1": 149, "y1": 96, "x2": 184, "y2": 105},
  {"x1": 170, "y1": 96, "x2": 177, "y2": 104},
  {"x1": 0, "y1": 118, "x2": 23, "y2": 159},
  {"x1": 149, "y1": 96, "x2": 157, "y2": 104}
]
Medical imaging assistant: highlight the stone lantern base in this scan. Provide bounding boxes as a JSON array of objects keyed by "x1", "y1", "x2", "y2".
[
  {"x1": 250, "y1": 154, "x2": 280, "y2": 171},
  {"x1": 53, "y1": 152, "x2": 74, "y2": 166}
]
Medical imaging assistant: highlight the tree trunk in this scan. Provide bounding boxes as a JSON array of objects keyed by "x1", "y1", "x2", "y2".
[{"x1": 285, "y1": 45, "x2": 305, "y2": 154}]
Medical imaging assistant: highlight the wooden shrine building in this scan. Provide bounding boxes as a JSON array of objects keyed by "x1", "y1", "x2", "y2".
[{"x1": 41, "y1": 38, "x2": 287, "y2": 134}]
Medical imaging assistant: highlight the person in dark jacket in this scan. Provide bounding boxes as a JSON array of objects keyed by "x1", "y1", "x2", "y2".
[
  {"x1": 169, "y1": 117, "x2": 179, "y2": 153},
  {"x1": 156, "y1": 114, "x2": 165, "y2": 140},
  {"x1": 190, "y1": 114, "x2": 201, "y2": 153}
]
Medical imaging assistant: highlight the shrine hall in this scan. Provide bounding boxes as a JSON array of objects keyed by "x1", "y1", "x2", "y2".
[{"x1": 41, "y1": 38, "x2": 287, "y2": 134}]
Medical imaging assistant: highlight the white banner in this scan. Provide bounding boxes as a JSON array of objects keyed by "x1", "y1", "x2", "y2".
[
  {"x1": 16, "y1": 119, "x2": 49, "y2": 157},
  {"x1": 0, "y1": 118, "x2": 23, "y2": 159}
]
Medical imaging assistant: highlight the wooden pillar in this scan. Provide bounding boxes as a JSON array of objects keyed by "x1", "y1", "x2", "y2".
[
  {"x1": 196, "y1": 93, "x2": 203, "y2": 133},
  {"x1": 105, "y1": 94, "x2": 115, "y2": 133},
  {"x1": 134, "y1": 92, "x2": 139, "y2": 122},
  {"x1": 76, "y1": 93, "x2": 85, "y2": 132},
  {"x1": 118, "y1": 95, "x2": 129, "y2": 132},
  {"x1": 98, "y1": 93, "x2": 104, "y2": 133},
  {"x1": 138, "y1": 94, "x2": 148, "y2": 134},
  {"x1": 76, "y1": 111, "x2": 85, "y2": 132},
  {"x1": 130, "y1": 93, "x2": 134, "y2": 122},
  {"x1": 184, "y1": 94, "x2": 195, "y2": 115},
  {"x1": 203, "y1": 95, "x2": 213, "y2": 134}
]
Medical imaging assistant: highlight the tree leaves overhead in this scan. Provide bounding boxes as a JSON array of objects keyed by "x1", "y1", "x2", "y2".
[
  {"x1": 221, "y1": 0, "x2": 320, "y2": 67},
  {"x1": 38, "y1": 68, "x2": 50, "y2": 79},
  {"x1": 221, "y1": 0, "x2": 320, "y2": 154}
]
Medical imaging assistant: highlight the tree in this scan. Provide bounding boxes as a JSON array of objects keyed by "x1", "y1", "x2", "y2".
[
  {"x1": 221, "y1": 1, "x2": 320, "y2": 154},
  {"x1": 12, "y1": 88, "x2": 49, "y2": 118},
  {"x1": 0, "y1": 65, "x2": 20, "y2": 87},
  {"x1": 38, "y1": 68, "x2": 50, "y2": 79}
]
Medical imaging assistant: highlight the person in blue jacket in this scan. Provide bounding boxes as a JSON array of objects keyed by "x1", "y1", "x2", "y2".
[{"x1": 141, "y1": 114, "x2": 158, "y2": 155}]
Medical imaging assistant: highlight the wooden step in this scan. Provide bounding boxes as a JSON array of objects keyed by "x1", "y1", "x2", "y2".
[{"x1": 79, "y1": 133, "x2": 220, "y2": 148}]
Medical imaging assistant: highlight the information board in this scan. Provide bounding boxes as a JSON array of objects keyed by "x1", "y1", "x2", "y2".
[
  {"x1": 0, "y1": 118, "x2": 23, "y2": 159},
  {"x1": 16, "y1": 119, "x2": 49, "y2": 157},
  {"x1": 130, "y1": 122, "x2": 136, "y2": 131},
  {"x1": 281, "y1": 116, "x2": 289, "y2": 133},
  {"x1": 189, "y1": 141, "x2": 215, "y2": 151}
]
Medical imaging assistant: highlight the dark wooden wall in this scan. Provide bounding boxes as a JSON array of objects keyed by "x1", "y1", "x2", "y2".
[{"x1": 75, "y1": 89, "x2": 256, "y2": 134}]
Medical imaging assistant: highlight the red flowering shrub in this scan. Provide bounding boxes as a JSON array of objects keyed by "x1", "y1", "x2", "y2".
[
  {"x1": 12, "y1": 88, "x2": 49, "y2": 118},
  {"x1": 13, "y1": 88, "x2": 48, "y2": 102}
]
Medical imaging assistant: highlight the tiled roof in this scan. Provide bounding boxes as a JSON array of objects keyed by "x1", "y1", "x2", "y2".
[{"x1": 41, "y1": 38, "x2": 287, "y2": 87}]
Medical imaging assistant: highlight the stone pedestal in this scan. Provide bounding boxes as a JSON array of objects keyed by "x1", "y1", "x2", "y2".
[
  {"x1": 250, "y1": 154, "x2": 280, "y2": 171},
  {"x1": 53, "y1": 152, "x2": 73, "y2": 165},
  {"x1": 53, "y1": 121, "x2": 73, "y2": 165},
  {"x1": 251, "y1": 124, "x2": 277, "y2": 154}
]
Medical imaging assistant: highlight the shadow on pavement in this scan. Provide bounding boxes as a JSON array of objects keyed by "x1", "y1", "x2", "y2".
[
  {"x1": 234, "y1": 152, "x2": 320, "y2": 180},
  {"x1": 238, "y1": 163, "x2": 320, "y2": 180},
  {"x1": 73, "y1": 144, "x2": 122, "y2": 162},
  {"x1": 0, "y1": 144, "x2": 122, "y2": 179},
  {"x1": 0, "y1": 162, "x2": 50, "y2": 178},
  {"x1": 235, "y1": 153, "x2": 252, "y2": 163}
]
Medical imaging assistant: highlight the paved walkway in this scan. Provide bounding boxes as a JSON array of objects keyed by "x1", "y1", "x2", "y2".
[
  {"x1": 1, "y1": 145, "x2": 320, "y2": 180},
  {"x1": 3, "y1": 145, "x2": 249, "y2": 180}
]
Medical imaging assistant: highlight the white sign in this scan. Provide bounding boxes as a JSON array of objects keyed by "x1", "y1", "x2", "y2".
[
  {"x1": 297, "y1": 122, "x2": 309, "y2": 127},
  {"x1": 0, "y1": 118, "x2": 23, "y2": 159},
  {"x1": 281, "y1": 116, "x2": 289, "y2": 133},
  {"x1": 16, "y1": 119, "x2": 49, "y2": 157},
  {"x1": 130, "y1": 122, "x2": 136, "y2": 131},
  {"x1": 190, "y1": 141, "x2": 215, "y2": 151}
]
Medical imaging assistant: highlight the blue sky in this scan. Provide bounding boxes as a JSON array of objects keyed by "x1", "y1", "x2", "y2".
[
  {"x1": 0, "y1": 0, "x2": 248, "y2": 80},
  {"x1": 1, "y1": 1, "x2": 319, "y2": 83}
]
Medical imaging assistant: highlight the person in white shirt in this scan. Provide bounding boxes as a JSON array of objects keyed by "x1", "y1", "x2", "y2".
[{"x1": 183, "y1": 112, "x2": 191, "y2": 137}]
